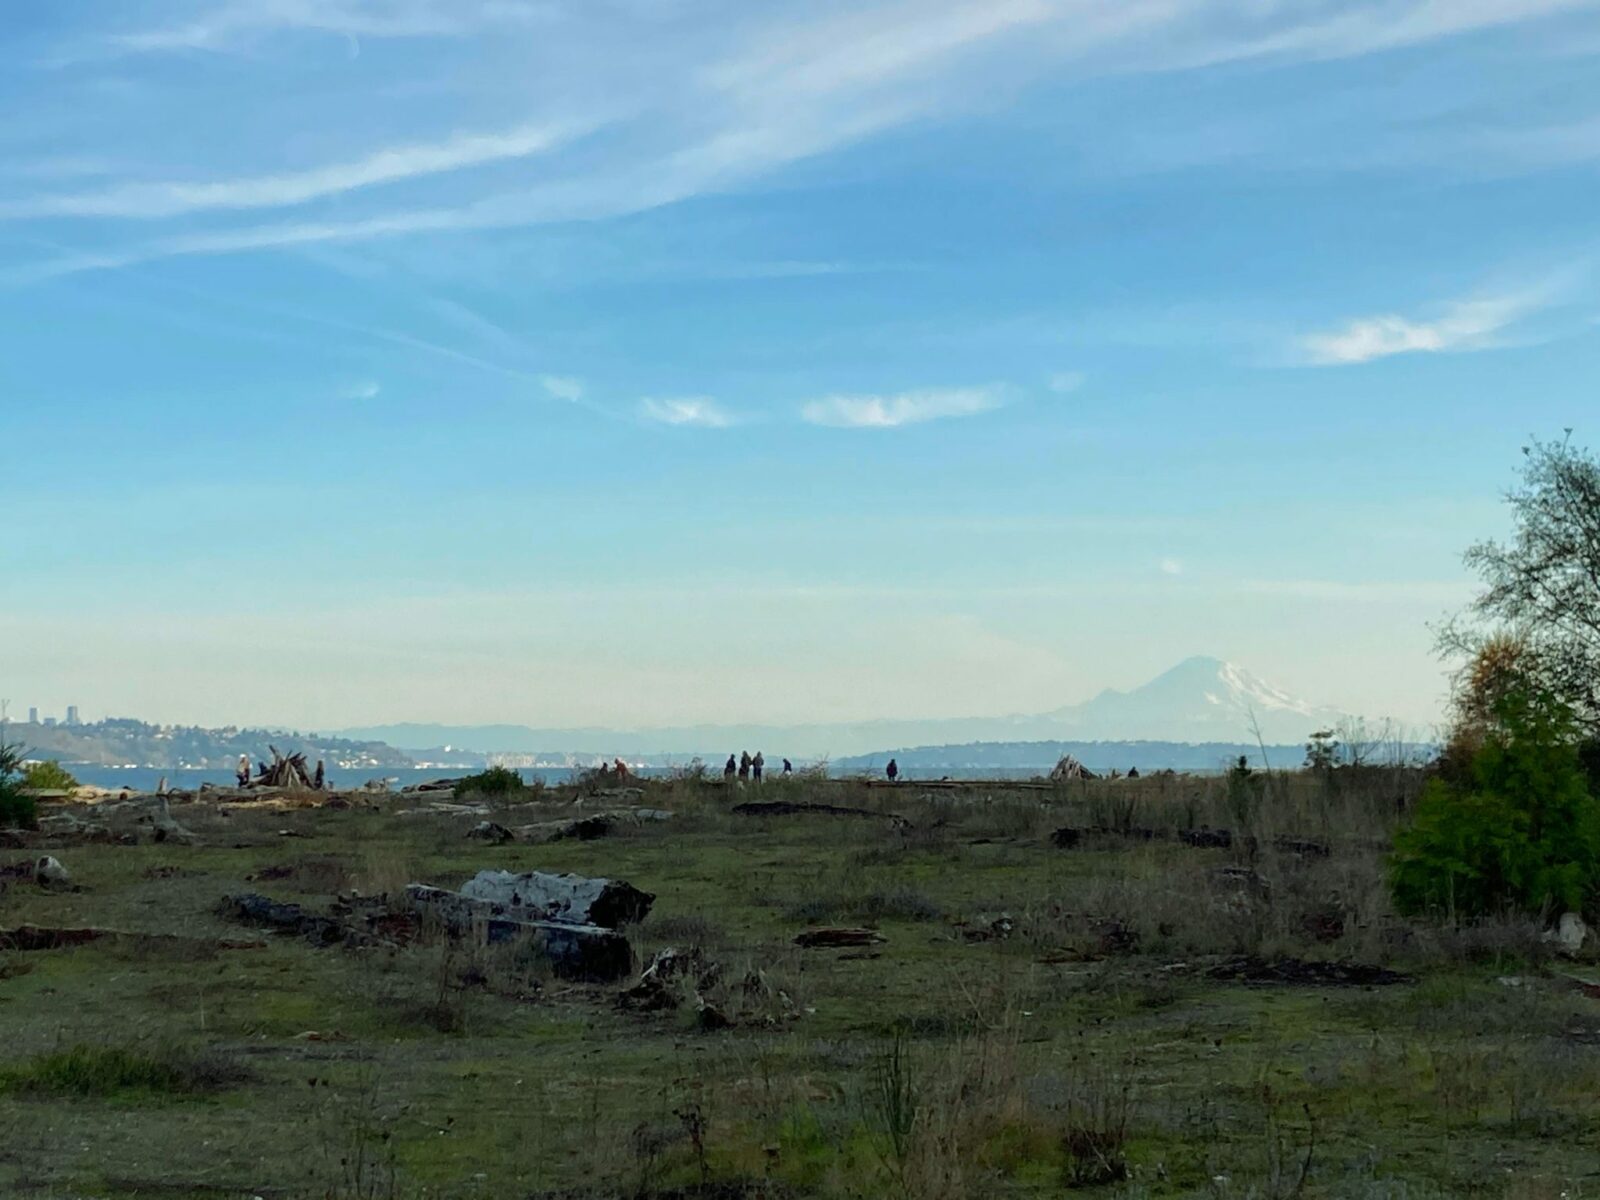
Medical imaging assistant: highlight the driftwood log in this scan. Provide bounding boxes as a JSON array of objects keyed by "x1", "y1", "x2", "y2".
[
  {"x1": 456, "y1": 869, "x2": 654, "y2": 928},
  {"x1": 404, "y1": 883, "x2": 634, "y2": 982}
]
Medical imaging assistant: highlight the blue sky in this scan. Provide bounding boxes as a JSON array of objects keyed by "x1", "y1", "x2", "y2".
[{"x1": 3, "y1": 0, "x2": 1598, "y2": 733}]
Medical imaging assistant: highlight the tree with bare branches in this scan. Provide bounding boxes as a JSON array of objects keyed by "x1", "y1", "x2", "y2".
[{"x1": 1441, "y1": 433, "x2": 1600, "y2": 735}]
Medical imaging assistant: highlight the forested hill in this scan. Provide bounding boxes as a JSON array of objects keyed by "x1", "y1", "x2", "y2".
[{"x1": 4, "y1": 718, "x2": 412, "y2": 770}]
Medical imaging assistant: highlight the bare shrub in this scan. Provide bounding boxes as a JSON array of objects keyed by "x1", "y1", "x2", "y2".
[
  {"x1": 1059, "y1": 1058, "x2": 1135, "y2": 1187},
  {"x1": 353, "y1": 845, "x2": 414, "y2": 897},
  {"x1": 310, "y1": 1068, "x2": 410, "y2": 1200}
]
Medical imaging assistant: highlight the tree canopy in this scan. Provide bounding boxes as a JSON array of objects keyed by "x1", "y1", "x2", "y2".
[{"x1": 1445, "y1": 434, "x2": 1600, "y2": 734}]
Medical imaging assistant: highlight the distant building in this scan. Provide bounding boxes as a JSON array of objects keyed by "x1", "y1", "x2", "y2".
[
  {"x1": 27, "y1": 707, "x2": 38, "y2": 725},
  {"x1": 65, "y1": 706, "x2": 80, "y2": 726}
]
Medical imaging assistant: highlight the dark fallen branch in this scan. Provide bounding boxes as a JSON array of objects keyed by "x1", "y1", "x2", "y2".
[
  {"x1": 1205, "y1": 955, "x2": 1410, "y2": 987},
  {"x1": 0, "y1": 924, "x2": 265, "y2": 953},
  {"x1": 733, "y1": 800, "x2": 908, "y2": 828},
  {"x1": 218, "y1": 893, "x2": 349, "y2": 946},
  {"x1": 794, "y1": 927, "x2": 887, "y2": 949},
  {"x1": 1051, "y1": 826, "x2": 1331, "y2": 858}
]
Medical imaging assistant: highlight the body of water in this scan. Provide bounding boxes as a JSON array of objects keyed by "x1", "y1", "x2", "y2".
[{"x1": 64, "y1": 763, "x2": 1053, "y2": 793}]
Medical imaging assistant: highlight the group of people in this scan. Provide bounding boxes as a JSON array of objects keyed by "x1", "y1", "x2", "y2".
[{"x1": 723, "y1": 751, "x2": 792, "y2": 783}]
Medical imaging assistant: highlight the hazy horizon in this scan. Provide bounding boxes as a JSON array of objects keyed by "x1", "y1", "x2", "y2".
[{"x1": 7, "y1": 1, "x2": 1595, "y2": 732}]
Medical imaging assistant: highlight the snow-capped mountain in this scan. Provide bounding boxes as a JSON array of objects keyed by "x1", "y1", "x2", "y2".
[
  {"x1": 1043, "y1": 655, "x2": 1345, "y2": 744},
  {"x1": 343, "y1": 655, "x2": 1348, "y2": 758}
]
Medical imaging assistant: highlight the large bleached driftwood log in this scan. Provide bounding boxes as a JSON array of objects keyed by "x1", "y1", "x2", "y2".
[
  {"x1": 455, "y1": 869, "x2": 654, "y2": 928},
  {"x1": 403, "y1": 883, "x2": 635, "y2": 981}
]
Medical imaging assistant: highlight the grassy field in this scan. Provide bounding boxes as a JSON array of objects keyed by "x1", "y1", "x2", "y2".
[{"x1": 2, "y1": 768, "x2": 1598, "y2": 1200}]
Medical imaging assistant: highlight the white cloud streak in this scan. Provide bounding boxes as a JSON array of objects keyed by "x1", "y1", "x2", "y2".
[
  {"x1": 1299, "y1": 293, "x2": 1544, "y2": 364},
  {"x1": 0, "y1": 121, "x2": 584, "y2": 220},
  {"x1": 640, "y1": 396, "x2": 735, "y2": 427},
  {"x1": 105, "y1": 0, "x2": 547, "y2": 54},
  {"x1": 800, "y1": 386, "x2": 1003, "y2": 429}
]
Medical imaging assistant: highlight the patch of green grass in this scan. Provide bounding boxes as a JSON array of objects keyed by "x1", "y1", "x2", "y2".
[{"x1": 0, "y1": 1042, "x2": 245, "y2": 1100}]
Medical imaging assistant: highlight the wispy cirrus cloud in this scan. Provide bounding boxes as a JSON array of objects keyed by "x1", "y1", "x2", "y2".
[
  {"x1": 13, "y1": 0, "x2": 1600, "y2": 287},
  {"x1": 540, "y1": 375, "x2": 584, "y2": 402},
  {"x1": 800, "y1": 386, "x2": 1003, "y2": 429},
  {"x1": 1298, "y1": 291, "x2": 1548, "y2": 365},
  {"x1": 0, "y1": 120, "x2": 586, "y2": 220},
  {"x1": 640, "y1": 396, "x2": 736, "y2": 427},
  {"x1": 102, "y1": 0, "x2": 548, "y2": 55}
]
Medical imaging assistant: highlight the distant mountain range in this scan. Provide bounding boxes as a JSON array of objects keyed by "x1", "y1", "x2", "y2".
[
  {"x1": 337, "y1": 656, "x2": 1353, "y2": 762},
  {"x1": 834, "y1": 740, "x2": 1291, "y2": 774}
]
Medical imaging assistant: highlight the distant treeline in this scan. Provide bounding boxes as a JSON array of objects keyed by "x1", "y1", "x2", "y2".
[{"x1": 3, "y1": 717, "x2": 414, "y2": 770}]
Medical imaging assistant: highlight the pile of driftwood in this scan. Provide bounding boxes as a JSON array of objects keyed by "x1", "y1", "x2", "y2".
[
  {"x1": 1048, "y1": 754, "x2": 1099, "y2": 782},
  {"x1": 253, "y1": 747, "x2": 317, "y2": 790}
]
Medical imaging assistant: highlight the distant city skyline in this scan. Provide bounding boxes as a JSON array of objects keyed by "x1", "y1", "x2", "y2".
[{"x1": 6, "y1": 2, "x2": 1597, "y2": 730}]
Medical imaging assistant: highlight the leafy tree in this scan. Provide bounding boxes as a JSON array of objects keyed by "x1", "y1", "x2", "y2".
[
  {"x1": 21, "y1": 760, "x2": 78, "y2": 792},
  {"x1": 0, "y1": 740, "x2": 37, "y2": 830},
  {"x1": 1304, "y1": 730, "x2": 1338, "y2": 774},
  {"x1": 1442, "y1": 435, "x2": 1600, "y2": 734},
  {"x1": 1391, "y1": 687, "x2": 1600, "y2": 919}
]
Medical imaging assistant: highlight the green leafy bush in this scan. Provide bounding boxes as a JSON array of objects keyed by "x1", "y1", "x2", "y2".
[
  {"x1": 1391, "y1": 689, "x2": 1600, "y2": 919},
  {"x1": 454, "y1": 765, "x2": 527, "y2": 797},
  {"x1": 21, "y1": 759, "x2": 78, "y2": 792},
  {"x1": 0, "y1": 741, "x2": 36, "y2": 830}
]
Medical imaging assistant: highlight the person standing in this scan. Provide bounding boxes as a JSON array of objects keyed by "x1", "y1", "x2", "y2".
[
  {"x1": 885, "y1": 758, "x2": 899, "y2": 783},
  {"x1": 781, "y1": 758, "x2": 793, "y2": 777},
  {"x1": 236, "y1": 755, "x2": 251, "y2": 789},
  {"x1": 738, "y1": 751, "x2": 751, "y2": 782},
  {"x1": 751, "y1": 751, "x2": 764, "y2": 783},
  {"x1": 724, "y1": 754, "x2": 737, "y2": 781},
  {"x1": 313, "y1": 760, "x2": 325, "y2": 790}
]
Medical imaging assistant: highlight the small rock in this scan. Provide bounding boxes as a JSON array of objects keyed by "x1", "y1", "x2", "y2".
[
  {"x1": 467, "y1": 821, "x2": 514, "y2": 844},
  {"x1": 34, "y1": 856, "x2": 70, "y2": 888},
  {"x1": 1545, "y1": 912, "x2": 1588, "y2": 956}
]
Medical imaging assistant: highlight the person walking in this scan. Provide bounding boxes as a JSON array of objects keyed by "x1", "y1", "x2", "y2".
[
  {"x1": 781, "y1": 758, "x2": 792, "y2": 777},
  {"x1": 751, "y1": 751, "x2": 764, "y2": 783},
  {"x1": 885, "y1": 758, "x2": 899, "y2": 783},
  {"x1": 724, "y1": 754, "x2": 737, "y2": 781}
]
